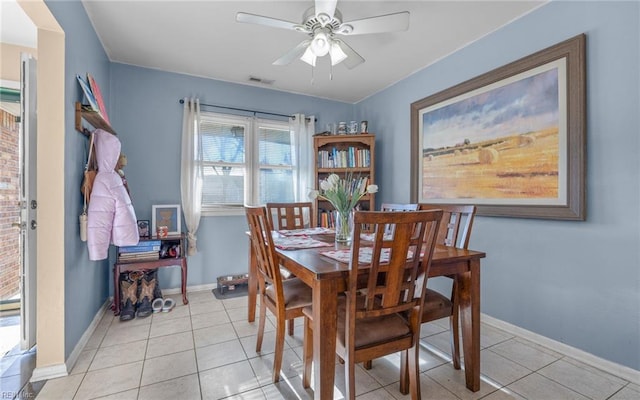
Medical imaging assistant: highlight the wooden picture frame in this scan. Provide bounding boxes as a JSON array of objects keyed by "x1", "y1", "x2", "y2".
[
  {"x1": 410, "y1": 34, "x2": 586, "y2": 220},
  {"x1": 152, "y1": 204, "x2": 181, "y2": 235}
]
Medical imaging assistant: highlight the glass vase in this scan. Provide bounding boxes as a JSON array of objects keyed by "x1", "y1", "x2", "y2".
[{"x1": 334, "y1": 209, "x2": 354, "y2": 244}]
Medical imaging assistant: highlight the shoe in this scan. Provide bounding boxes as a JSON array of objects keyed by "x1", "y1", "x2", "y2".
[
  {"x1": 162, "y1": 298, "x2": 176, "y2": 312},
  {"x1": 152, "y1": 298, "x2": 163, "y2": 313},
  {"x1": 119, "y1": 279, "x2": 137, "y2": 322},
  {"x1": 136, "y1": 277, "x2": 156, "y2": 318}
]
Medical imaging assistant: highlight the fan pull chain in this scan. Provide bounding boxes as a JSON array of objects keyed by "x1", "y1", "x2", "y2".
[
  {"x1": 330, "y1": 63, "x2": 333, "y2": 81},
  {"x1": 310, "y1": 64, "x2": 315, "y2": 86}
]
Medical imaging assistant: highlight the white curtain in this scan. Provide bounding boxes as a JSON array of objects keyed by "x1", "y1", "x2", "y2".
[
  {"x1": 180, "y1": 98, "x2": 203, "y2": 255},
  {"x1": 289, "y1": 114, "x2": 315, "y2": 202}
]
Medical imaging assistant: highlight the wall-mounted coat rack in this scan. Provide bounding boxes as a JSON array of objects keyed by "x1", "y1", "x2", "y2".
[{"x1": 75, "y1": 102, "x2": 116, "y2": 136}]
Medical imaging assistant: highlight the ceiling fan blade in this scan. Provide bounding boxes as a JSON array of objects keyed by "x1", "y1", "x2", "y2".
[
  {"x1": 236, "y1": 12, "x2": 302, "y2": 31},
  {"x1": 339, "y1": 11, "x2": 410, "y2": 35},
  {"x1": 273, "y1": 40, "x2": 312, "y2": 66},
  {"x1": 315, "y1": 0, "x2": 337, "y2": 23},
  {"x1": 335, "y1": 40, "x2": 365, "y2": 70}
]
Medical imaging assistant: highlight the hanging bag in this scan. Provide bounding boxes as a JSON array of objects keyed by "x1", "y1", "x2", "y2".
[{"x1": 80, "y1": 132, "x2": 95, "y2": 241}]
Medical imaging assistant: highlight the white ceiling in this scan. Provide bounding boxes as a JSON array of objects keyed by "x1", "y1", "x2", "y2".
[{"x1": 3, "y1": 1, "x2": 547, "y2": 103}]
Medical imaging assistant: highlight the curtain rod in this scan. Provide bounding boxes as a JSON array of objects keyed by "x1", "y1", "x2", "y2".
[{"x1": 178, "y1": 99, "x2": 315, "y2": 122}]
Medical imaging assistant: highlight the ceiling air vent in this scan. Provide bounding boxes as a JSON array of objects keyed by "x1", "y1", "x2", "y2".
[{"x1": 248, "y1": 76, "x2": 274, "y2": 85}]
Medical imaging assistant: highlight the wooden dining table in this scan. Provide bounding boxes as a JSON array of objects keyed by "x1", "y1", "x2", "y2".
[{"x1": 246, "y1": 232, "x2": 486, "y2": 400}]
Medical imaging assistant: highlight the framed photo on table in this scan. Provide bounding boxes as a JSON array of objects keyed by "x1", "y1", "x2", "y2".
[
  {"x1": 410, "y1": 34, "x2": 585, "y2": 220},
  {"x1": 137, "y1": 220, "x2": 150, "y2": 238},
  {"x1": 152, "y1": 204, "x2": 181, "y2": 235}
]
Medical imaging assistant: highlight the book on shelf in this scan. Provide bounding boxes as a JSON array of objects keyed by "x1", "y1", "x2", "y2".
[
  {"x1": 118, "y1": 250, "x2": 160, "y2": 262},
  {"x1": 119, "y1": 241, "x2": 161, "y2": 253}
]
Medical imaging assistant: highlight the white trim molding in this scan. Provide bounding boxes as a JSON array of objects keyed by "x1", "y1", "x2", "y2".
[{"x1": 482, "y1": 313, "x2": 640, "y2": 385}]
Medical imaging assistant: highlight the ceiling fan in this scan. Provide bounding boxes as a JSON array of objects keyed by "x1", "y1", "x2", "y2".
[{"x1": 236, "y1": 0, "x2": 410, "y2": 69}]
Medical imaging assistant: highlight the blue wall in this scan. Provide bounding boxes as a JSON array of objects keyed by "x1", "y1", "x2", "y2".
[
  {"x1": 45, "y1": 0, "x2": 113, "y2": 359},
  {"x1": 358, "y1": 1, "x2": 640, "y2": 370},
  {"x1": 109, "y1": 63, "x2": 353, "y2": 294}
]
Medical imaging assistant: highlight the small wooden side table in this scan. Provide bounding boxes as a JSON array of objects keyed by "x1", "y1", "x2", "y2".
[{"x1": 113, "y1": 233, "x2": 188, "y2": 315}]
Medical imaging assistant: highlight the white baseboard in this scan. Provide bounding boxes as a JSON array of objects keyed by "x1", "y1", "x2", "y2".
[
  {"x1": 30, "y1": 298, "x2": 111, "y2": 383},
  {"x1": 162, "y1": 282, "x2": 217, "y2": 295},
  {"x1": 30, "y1": 363, "x2": 68, "y2": 383},
  {"x1": 481, "y1": 313, "x2": 640, "y2": 385}
]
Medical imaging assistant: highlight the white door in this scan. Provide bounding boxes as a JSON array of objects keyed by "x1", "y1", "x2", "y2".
[{"x1": 20, "y1": 53, "x2": 37, "y2": 350}]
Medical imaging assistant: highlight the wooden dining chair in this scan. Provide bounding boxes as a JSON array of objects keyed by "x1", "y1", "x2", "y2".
[
  {"x1": 245, "y1": 206, "x2": 313, "y2": 383},
  {"x1": 302, "y1": 209, "x2": 442, "y2": 400},
  {"x1": 418, "y1": 204, "x2": 477, "y2": 370},
  {"x1": 266, "y1": 202, "x2": 316, "y2": 231},
  {"x1": 364, "y1": 204, "x2": 477, "y2": 375},
  {"x1": 265, "y1": 202, "x2": 315, "y2": 335}
]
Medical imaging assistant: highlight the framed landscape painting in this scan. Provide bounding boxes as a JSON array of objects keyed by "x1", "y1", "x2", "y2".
[
  {"x1": 410, "y1": 34, "x2": 586, "y2": 220},
  {"x1": 152, "y1": 204, "x2": 181, "y2": 235}
]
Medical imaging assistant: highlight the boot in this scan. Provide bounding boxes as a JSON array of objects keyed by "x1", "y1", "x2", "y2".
[
  {"x1": 136, "y1": 271, "x2": 157, "y2": 318},
  {"x1": 119, "y1": 277, "x2": 137, "y2": 322}
]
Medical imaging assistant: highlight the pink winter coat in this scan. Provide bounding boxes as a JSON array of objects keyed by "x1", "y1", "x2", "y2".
[{"x1": 87, "y1": 129, "x2": 138, "y2": 260}]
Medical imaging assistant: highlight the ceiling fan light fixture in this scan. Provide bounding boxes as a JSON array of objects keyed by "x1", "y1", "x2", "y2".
[
  {"x1": 329, "y1": 41, "x2": 347, "y2": 66},
  {"x1": 300, "y1": 46, "x2": 317, "y2": 66},
  {"x1": 310, "y1": 31, "x2": 330, "y2": 56}
]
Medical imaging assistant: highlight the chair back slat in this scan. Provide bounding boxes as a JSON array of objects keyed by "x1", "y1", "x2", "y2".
[
  {"x1": 350, "y1": 210, "x2": 442, "y2": 322},
  {"x1": 380, "y1": 203, "x2": 419, "y2": 236},
  {"x1": 266, "y1": 202, "x2": 316, "y2": 230},
  {"x1": 245, "y1": 206, "x2": 285, "y2": 309},
  {"x1": 419, "y1": 204, "x2": 476, "y2": 249}
]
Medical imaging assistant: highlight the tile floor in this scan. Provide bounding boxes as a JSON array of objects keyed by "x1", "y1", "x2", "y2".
[{"x1": 29, "y1": 289, "x2": 640, "y2": 399}]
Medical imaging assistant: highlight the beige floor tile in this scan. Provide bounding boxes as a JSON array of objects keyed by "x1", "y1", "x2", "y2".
[
  {"x1": 191, "y1": 309, "x2": 230, "y2": 330},
  {"x1": 481, "y1": 387, "x2": 527, "y2": 400},
  {"x1": 140, "y1": 349, "x2": 197, "y2": 386},
  {"x1": 199, "y1": 360, "x2": 260, "y2": 399},
  {"x1": 420, "y1": 319, "x2": 448, "y2": 338},
  {"x1": 193, "y1": 322, "x2": 238, "y2": 348},
  {"x1": 69, "y1": 347, "x2": 97, "y2": 375},
  {"x1": 92, "y1": 388, "x2": 139, "y2": 400},
  {"x1": 489, "y1": 338, "x2": 561, "y2": 371},
  {"x1": 248, "y1": 347, "x2": 302, "y2": 385},
  {"x1": 233, "y1": 317, "x2": 274, "y2": 338},
  {"x1": 146, "y1": 330, "x2": 194, "y2": 359},
  {"x1": 226, "y1": 387, "x2": 267, "y2": 400},
  {"x1": 508, "y1": 372, "x2": 589, "y2": 400},
  {"x1": 74, "y1": 361, "x2": 143, "y2": 399},
  {"x1": 422, "y1": 330, "x2": 455, "y2": 356},
  {"x1": 149, "y1": 315, "x2": 192, "y2": 338},
  {"x1": 609, "y1": 384, "x2": 640, "y2": 400},
  {"x1": 36, "y1": 373, "x2": 84, "y2": 400},
  {"x1": 355, "y1": 387, "x2": 396, "y2": 400},
  {"x1": 538, "y1": 359, "x2": 627, "y2": 400},
  {"x1": 89, "y1": 338, "x2": 147, "y2": 371},
  {"x1": 481, "y1": 349, "x2": 532, "y2": 386},
  {"x1": 240, "y1": 330, "x2": 291, "y2": 358},
  {"x1": 189, "y1": 298, "x2": 225, "y2": 315},
  {"x1": 195, "y1": 338, "x2": 247, "y2": 371},
  {"x1": 223, "y1": 296, "x2": 250, "y2": 310},
  {"x1": 187, "y1": 289, "x2": 219, "y2": 304},
  {"x1": 228, "y1": 306, "x2": 252, "y2": 322},
  {"x1": 101, "y1": 320, "x2": 150, "y2": 347},
  {"x1": 480, "y1": 323, "x2": 514, "y2": 349},
  {"x1": 384, "y1": 373, "x2": 459, "y2": 400},
  {"x1": 360, "y1": 353, "x2": 402, "y2": 387},
  {"x1": 261, "y1": 375, "x2": 314, "y2": 399},
  {"x1": 425, "y1": 363, "x2": 495, "y2": 400},
  {"x1": 137, "y1": 373, "x2": 201, "y2": 400}
]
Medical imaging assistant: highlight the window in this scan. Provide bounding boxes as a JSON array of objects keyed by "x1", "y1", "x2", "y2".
[{"x1": 199, "y1": 112, "x2": 297, "y2": 215}]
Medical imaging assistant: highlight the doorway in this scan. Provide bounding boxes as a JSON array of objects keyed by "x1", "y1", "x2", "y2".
[{"x1": 0, "y1": 53, "x2": 37, "y2": 360}]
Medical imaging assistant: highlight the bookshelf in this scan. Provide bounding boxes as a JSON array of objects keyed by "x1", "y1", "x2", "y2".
[{"x1": 313, "y1": 134, "x2": 375, "y2": 228}]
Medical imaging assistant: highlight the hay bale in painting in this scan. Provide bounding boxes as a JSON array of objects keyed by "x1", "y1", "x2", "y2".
[
  {"x1": 479, "y1": 148, "x2": 499, "y2": 164},
  {"x1": 518, "y1": 135, "x2": 536, "y2": 147}
]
